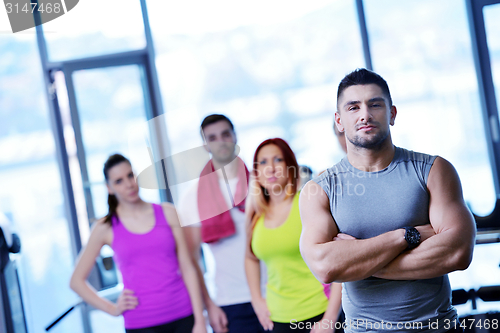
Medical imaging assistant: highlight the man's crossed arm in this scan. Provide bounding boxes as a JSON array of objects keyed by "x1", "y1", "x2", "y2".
[{"x1": 299, "y1": 157, "x2": 476, "y2": 283}]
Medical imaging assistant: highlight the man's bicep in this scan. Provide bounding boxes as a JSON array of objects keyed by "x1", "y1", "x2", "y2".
[
  {"x1": 299, "y1": 181, "x2": 338, "y2": 245},
  {"x1": 427, "y1": 157, "x2": 475, "y2": 234}
]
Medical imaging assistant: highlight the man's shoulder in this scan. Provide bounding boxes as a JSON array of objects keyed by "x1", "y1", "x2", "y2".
[
  {"x1": 312, "y1": 159, "x2": 347, "y2": 184},
  {"x1": 395, "y1": 147, "x2": 441, "y2": 187},
  {"x1": 395, "y1": 146, "x2": 437, "y2": 165}
]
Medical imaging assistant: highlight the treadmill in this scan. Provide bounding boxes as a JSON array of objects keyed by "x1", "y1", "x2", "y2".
[{"x1": 0, "y1": 213, "x2": 26, "y2": 333}]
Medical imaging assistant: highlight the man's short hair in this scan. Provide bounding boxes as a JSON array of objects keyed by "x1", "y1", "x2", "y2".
[
  {"x1": 200, "y1": 114, "x2": 234, "y2": 136},
  {"x1": 337, "y1": 68, "x2": 393, "y2": 109}
]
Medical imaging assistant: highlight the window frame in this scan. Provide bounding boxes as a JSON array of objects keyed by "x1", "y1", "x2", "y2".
[{"x1": 466, "y1": 0, "x2": 500, "y2": 231}]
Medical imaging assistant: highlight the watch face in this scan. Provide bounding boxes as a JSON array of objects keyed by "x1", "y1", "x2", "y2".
[
  {"x1": 408, "y1": 231, "x2": 419, "y2": 243},
  {"x1": 405, "y1": 227, "x2": 420, "y2": 248}
]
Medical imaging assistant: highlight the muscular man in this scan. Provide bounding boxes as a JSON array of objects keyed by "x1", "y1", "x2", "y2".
[
  {"x1": 299, "y1": 68, "x2": 475, "y2": 333},
  {"x1": 178, "y1": 114, "x2": 264, "y2": 333}
]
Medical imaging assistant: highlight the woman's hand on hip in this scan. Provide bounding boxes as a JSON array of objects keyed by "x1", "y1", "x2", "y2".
[{"x1": 111, "y1": 289, "x2": 138, "y2": 316}]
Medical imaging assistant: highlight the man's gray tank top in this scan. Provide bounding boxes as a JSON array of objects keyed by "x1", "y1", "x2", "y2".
[{"x1": 313, "y1": 147, "x2": 457, "y2": 333}]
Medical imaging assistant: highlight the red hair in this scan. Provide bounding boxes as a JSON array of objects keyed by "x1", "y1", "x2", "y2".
[{"x1": 248, "y1": 138, "x2": 299, "y2": 225}]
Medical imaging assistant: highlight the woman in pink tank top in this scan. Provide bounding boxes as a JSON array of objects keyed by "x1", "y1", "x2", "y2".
[{"x1": 70, "y1": 154, "x2": 206, "y2": 333}]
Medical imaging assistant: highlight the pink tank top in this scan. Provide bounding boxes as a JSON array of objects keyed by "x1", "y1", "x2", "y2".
[{"x1": 112, "y1": 203, "x2": 192, "y2": 329}]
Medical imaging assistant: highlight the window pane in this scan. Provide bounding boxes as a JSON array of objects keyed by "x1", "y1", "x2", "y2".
[
  {"x1": 0, "y1": 34, "x2": 83, "y2": 333},
  {"x1": 42, "y1": 0, "x2": 145, "y2": 62},
  {"x1": 448, "y1": 242, "x2": 500, "y2": 316},
  {"x1": 72, "y1": 65, "x2": 160, "y2": 220},
  {"x1": 484, "y1": 4, "x2": 500, "y2": 128},
  {"x1": 364, "y1": 0, "x2": 495, "y2": 216},
  {"x1": 148, "y1": 0, "x2": 365, "y2": 173}
]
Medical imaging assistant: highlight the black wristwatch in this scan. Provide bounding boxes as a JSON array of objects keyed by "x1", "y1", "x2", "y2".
[{"x1": 404, "y1": 227, "x2": 421, "y2": 250}]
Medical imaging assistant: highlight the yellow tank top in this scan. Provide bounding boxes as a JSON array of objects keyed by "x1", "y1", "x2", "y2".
[{"x1": 251, "y1": 193, "x2": 328, "y2": 323}]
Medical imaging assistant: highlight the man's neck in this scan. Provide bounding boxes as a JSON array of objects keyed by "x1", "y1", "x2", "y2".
[
  {"x1": 212, "y1": 155, "x2": 239, "y2": 179},
  {"x1": 346, "y1": 138, "x2": 395, "y2": 172}
]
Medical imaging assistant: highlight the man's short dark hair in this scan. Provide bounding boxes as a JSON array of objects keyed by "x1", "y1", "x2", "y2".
[
  {"x1": 200, "y1": 114, "x2": 234, "y2": 135},
  {"x1": 337, "y1": 68, "x2": 393, "y2": 109}
]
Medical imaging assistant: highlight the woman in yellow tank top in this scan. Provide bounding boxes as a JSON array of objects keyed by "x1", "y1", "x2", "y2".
[{"x1": 245, "y1": 138, "x2": 342, "y2": 333}]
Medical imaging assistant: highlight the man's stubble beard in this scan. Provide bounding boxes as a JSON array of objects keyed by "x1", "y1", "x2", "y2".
[
  {"x1": 212, "y1": 144, "x2": 237, "y2": 166},
  {"x1": 347, "y1": 127, "x2": 390, "y2": 150}
]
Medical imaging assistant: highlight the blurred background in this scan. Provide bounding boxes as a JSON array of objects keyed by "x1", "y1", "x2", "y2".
[{"x1": 1, "y1": 0, "x2": 500, "y2": 332}]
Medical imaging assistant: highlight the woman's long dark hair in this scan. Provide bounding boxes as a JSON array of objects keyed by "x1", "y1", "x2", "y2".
[{"x1": 103, "y1": 154, "x2": 131, "y2": 225}]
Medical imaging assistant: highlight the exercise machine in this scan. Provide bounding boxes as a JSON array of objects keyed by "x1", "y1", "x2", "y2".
[{"x1": 0, "y1": 213, "x2": 25, "y2": 333}]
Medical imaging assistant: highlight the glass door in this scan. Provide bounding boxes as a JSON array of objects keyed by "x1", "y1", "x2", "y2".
[
  {"x1": 62, "y1": 64, "x2": 161, "y2": 332},
  {"x1": 68, "y1": 65, "x2": 160, "y2": 222}
]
